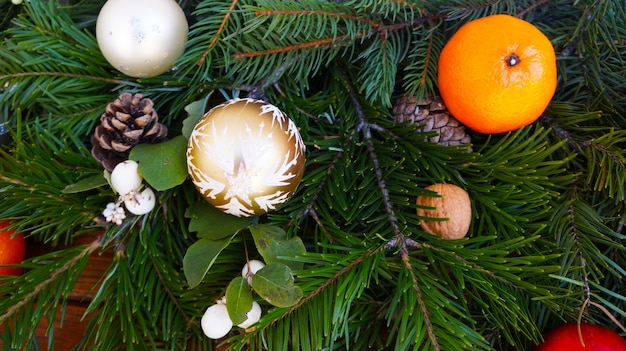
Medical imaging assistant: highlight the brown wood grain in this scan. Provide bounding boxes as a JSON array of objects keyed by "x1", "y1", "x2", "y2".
[
  {"x1": 4, "y1": 232, "x2": 228, "y2": 350},
  {"x1": 34, "y1": 232, "x2": 113, "y2": 350},
  {"x1": 0, "y1": 232, "x2": 114, "y2": 351}
]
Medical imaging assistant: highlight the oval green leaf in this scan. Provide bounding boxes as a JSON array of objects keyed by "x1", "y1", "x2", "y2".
[
  {"x1": 226, "y1": 276, "x2": 253, "y2": 325},
  {"x1": 181, "y1": 97, "x2": 210, "y2": 139},
  {"x1": 251, "y1": 263, "x2": 303, "y2": 308},
  {"x1": 62, "y1": 173, "x2": 109, "y2": 193},
  {"x1": 250, "y1": 224, "x2": 306, "y2": 271},
  {"x1": 185, "y1": 200, "x2": 254, "y2": 240},
  {"x1": 129, "y1": 135, "x2": 188, "y2": 191},
  {"x1": 183, "y1": 237, "x2": 232, "y2": 288}
]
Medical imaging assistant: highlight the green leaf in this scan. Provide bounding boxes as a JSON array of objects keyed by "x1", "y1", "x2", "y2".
[
  {"x1": 183, "y1": 237, "x2": 232, "y2": 288},
  {"x1": 249, "y1": 224, "x2": 306, "y2": 271},
  {"x1": 181, "y1": 97, "x2": 210, "y2": 139},
  {"x1": 251, "y1": 263, "x2": 303, "y2": 308},
  {"x1": 185, "y1": 200, "x2": 254, "y2": 240},
  {"x1": 129, "y1": 136, "x2": 188, "y2": 191},
  {"x1": 225, "y1": 276, "x2": 253, "y2": 325},
  {"x1": 61, "y1": 173, "x2": 108, "y2": 194}
]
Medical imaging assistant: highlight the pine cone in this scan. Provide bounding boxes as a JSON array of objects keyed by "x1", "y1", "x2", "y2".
[
  {"x1": 91, "y1": 93, "x2": 168, "y2": 171},
  {"x1": 392, "y1": 95, "x2": 471, "y2": 148}
]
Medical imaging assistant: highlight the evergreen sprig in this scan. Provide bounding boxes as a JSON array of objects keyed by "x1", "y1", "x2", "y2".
[
  {"x1": 0, "y1": 0, "x2": 625, "y2": 350},
  {"x1": 0, "y1": 118, "x2": 106, "y2": 245},
  {"x1": 0, "y1": 241, "x2": 99, "y2": 350}
]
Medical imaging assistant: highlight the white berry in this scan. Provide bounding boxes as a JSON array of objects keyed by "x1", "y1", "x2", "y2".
[
  {"x1": 124, "y1": 188, "x2": 156, "y2": 215},
  {"x1": 242, "y1": 260, "x2": 265, "y2": 285},
  {"x1": 110, "y1": 160, "x2": 143, "y2": 195},
  {"x1": 237, "y1": 301, "x2": 262, "y2": 329},
  {"x1": 11, "y1": 0, "x2": 23, "y2": 4},
  {"x1": 201, "y1": 302, "x2": 233, "y2": 339}
]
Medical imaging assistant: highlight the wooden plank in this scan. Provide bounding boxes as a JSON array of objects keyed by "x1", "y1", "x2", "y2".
[
  {"x1": 34, "y1": 233, "x2": 113, "y2": 350},
  {"x1": 5, "y1": 232, "x2": 227, "y2": 349},
  {"x1": 0, "y1": 232, "x2": 114, "y2": 350}
]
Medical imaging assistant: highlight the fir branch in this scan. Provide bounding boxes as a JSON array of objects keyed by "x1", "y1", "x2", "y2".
[
  {"x1": 253, "y1": 9, "x2": 381, "y2": 29},
  {"x1": 232, "y1": 246, "x2": 386, "y2": 350},
  {"x1": 290, "y1": 129, "x2": 356, "y2": 224},
  {"x1": 339, "y1": 66, "x2": 402, "y2": 240},
  {"x1": 415, "y1": 33, "x2": 434, "y2": 92},
  {"x1": 541, "y1": 114, "x2": 626, "y2": 199},
  {"x1": 555, "y1": 0, "x2": 626, "y2": 115},
  {"x1": 0, "y1": 121, "x2": 106, "y2": 244},
  {"x1": 442, "y1": 0, "x2": 503, "y2": 21},
  {"x1": 0, "y1": 239, "x2": 101, "y2": 326},
  {"x1": 233, "y1": 36, "x2": 358, "y2": 59},
  {"x1": 340, "y1": 65, "x2": 440, "y2": 349},
  {"x1": 566, "y1": 179, "x2": 593, "y2": 303},
  {"x1": 516, "y1": 0, "x2": 550, "y2": 18},
  {"x1": 288, "y1": 245, "x2": 384, "y2": 313},
  {"x1": 148, "y1": 249, "x2": 193, "y2": 326},
  {"x1": 401, "y1": 251, "x2": 441, "y2": 350},
  {"x1": 0, "y1": 240, "x2": 101, "y2": 350},
  {"x1": 401, "y1": 23, "x2": 443, "y2": 101},
  {"x1": 198, "y1": 0, "x2": 240, "y2": 65},
  {"x1": 0, "y1": 71, "x2": 122, "y2": 85},
  {"x1": 2, "y1": 1, "x2": 626, "y2": 349}
]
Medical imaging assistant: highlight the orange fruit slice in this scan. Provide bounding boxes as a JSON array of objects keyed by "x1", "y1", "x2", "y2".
[
  {"x1": 0, "y1": 221, "x2": 26, "y2": 276},
  {"x1": 437, "y1": 14, "x2": 557, "y2": 134}
]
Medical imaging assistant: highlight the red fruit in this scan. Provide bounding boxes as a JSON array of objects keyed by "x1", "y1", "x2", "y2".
[
  {"x1": 536, "y1": 322, "x2": 626, "y2": 351},
  {"x1": 0, "y1": 221, "x2": 26, "y2": 276}
]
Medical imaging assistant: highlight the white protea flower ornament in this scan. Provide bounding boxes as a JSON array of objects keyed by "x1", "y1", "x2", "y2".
[{"x1": 187, "y1": 98, "x2": 306, "y2": 217}]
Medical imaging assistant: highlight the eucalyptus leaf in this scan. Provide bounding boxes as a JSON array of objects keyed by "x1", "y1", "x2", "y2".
[
  {"x1": 249, "y1": 224, "x2": 306, "y2": 271},
  {"x1": 185, "y1": 200, "x2": 254, "y2": 240},
  {"x1": 251, "y1": 263, "x2": 303, "y2": 308},
  {"x1": 181, "y1": 96, "x2": 210, "y2": 139},
  {"x1": 129, "y1": 135, "x2": 188, "y2": 191},
  {"x1": 225, "y1": 276, "x2": 253, "y2": 325},
  {"x1": 183, "y1": 236, "x2": 232, "y2": 288},
  {"x1": 61, "y1": 173, "x2": 108, "y2": 194}
]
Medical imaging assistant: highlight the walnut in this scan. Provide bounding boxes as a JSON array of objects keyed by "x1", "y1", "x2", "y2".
[{"x1": 416, "y1": 183, "x2": 472, "y2": 239}]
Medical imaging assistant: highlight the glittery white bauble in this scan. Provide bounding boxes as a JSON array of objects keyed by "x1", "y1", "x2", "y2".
[
  {"x1": 187, "y1": 99, "x2": 306, "y2": 217},
  {"x1": 96, "y1": 0, "x2": 188, "y2": 78}
]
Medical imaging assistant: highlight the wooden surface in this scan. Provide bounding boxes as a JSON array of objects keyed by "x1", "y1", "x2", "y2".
[
  {"x1": 32, "y1": 232, "x2": 114, "y2": 350},
  {"x1": 6, "y1": 233, "x2": 227, "y2": 350},
  {"x1": 0, "y1": 232, "x2": 115, "y2": 350}
]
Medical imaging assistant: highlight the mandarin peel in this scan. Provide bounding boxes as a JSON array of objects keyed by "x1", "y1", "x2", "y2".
[{"x1": 437, "y1": 14, "x2": 557, "y2": 134}]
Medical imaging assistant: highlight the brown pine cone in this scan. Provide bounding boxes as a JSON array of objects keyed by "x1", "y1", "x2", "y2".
[
  {"x1": 393, "y1": 95, "x2": 471, "y2": 148},
  {"x1": 91, "y1": 93, "x2": 168, "y2": 171}
]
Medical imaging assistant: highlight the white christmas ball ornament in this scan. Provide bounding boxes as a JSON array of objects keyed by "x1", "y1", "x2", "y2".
[
  {"x1": 201, "y1": 301, "x2": 233, "y2": 339},
  {"x1": 237, "y1": 301, "x2": 262, "y2": 329},
  {"x1": 110, "y1": 160, "x2": 142, "y2": 195},
  {"x1": 124, "y1": 188, "x2": 156, "y2": 215},
  {"x1": 187, "y1": 98, "x2": 306, "y2": 217},
  {"x1": 96, "y1": 0, "x2": 188, "y2": 78}
]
